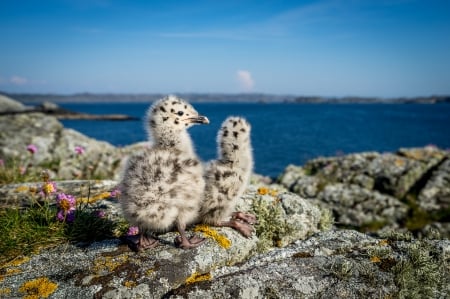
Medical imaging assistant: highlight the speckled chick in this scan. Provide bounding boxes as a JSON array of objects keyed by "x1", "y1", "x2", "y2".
[
  {"x1": 199, "y1": 116, "x2": 256, "y2": 237},
  {"x1": 119, "y1": 95, "x2": 209, "y2": 250}
]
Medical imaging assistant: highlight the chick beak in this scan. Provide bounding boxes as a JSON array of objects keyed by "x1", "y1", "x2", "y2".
[{"x1": 189, "y1": 115, "x2": 210, "y2": 124}]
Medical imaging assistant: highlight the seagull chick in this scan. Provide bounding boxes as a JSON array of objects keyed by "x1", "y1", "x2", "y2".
[
  {"x1": 119, "y1": 95, "x2": 209, "y2": 250},
  {"x1": 199, "y1": 116, "x2": 256, "y2": 237}
]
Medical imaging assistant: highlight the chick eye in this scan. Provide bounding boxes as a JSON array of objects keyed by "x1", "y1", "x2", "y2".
[{"x1": 177, "y1": 111, "x2": 184, "y2": 116}]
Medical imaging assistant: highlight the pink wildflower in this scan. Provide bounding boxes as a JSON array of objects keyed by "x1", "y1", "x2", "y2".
[
  {"x1": 74, "y1": 146, "x2": 85, "y2": 155},
  {"x1": 127, "y1": 226, "x2": 139, "y2": 236},
  {"x1": 26, "y1": 144, "x2": 38, "y2": 154},
  {"x1": 56, "y1": 193, "x2": 76, "y2": 212},
  {"x1": 94, "y1": 210, "x2": 106, "y2": 218},
  {"x1": 0, "y1": 159, "x2": 4, "y2": 167},
  {"x1": 110, "y1": 189, "x2": 121, "y2": 198},
  {"x1": 57, "y1": 209, "x2": 75, "y2": 223},
  {"x1": 40, "y1": 181, "x2": 57, "y2": 197}
]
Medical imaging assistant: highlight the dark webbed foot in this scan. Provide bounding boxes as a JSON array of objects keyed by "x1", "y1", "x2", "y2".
[
  {"x1": 175, "y1": 222, "x2": 205, "y2": 249},
  {"x1": 232, "y1": 211, "x2": 258, "y2": 225},
  {"x1": 218, "y1": 219, "x2": 254, "y2": 238},
  {"x1": 174, "y1": 235, "x2": 206, "y2": 249},
  {"x1": 126, "y1": 234, "x2": 159, "y2": 252}
]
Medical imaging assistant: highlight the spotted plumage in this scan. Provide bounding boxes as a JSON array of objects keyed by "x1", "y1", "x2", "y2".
[
  {"x1": 119, "y1": 95, "x2": 209, "y2": 250},
  {"x1": 199, "y1": 116, "x2": 256, "y2": 237}
]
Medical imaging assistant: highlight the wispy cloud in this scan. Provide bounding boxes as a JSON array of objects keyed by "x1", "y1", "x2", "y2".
[
  {"x1": 236, "y1": 70, "x2": 255, "y2": 92},
  {"x1": 10, "y1": 75, "x2": 28, "y2": 85}
]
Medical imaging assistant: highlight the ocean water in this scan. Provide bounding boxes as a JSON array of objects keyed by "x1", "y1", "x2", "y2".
[{"x1": 59, "y1": 103, "x2": 450, "y2": 178}]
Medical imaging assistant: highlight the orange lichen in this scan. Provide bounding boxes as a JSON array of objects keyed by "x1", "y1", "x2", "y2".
[
  {"x1": 123, "y1": 281, "x2": 137, "y2": 288},
  {"x1": 78, "y1": 192, "x2": 112, "y2": 204},
  {"x1": 370, "y1": 256, "x2": 381, "y2": 263},
  {"x1": 93, "y1": 255, "x2": 128, "y2": 274},
  {"x1": 257, "y1": 187, "x2": 269, "y2": 195},
  {"x1": 379, "y1": 239, "x2": 389, "y2": 246},
  {"x1": 185, "y1": 271, "x2": 211, "y2": 285},
  {"x1": 18, "y1": 277, "x2": 58, "y2": 299},
  {"x1": 1, "y1": 256, "x2": 30, "y2": 269},
  {"x1": 15, "y1": 186, "x2": 29, "y2": 192},
  {"x1": 194, "y1": 225, "x2": 231, "y2": 249}
]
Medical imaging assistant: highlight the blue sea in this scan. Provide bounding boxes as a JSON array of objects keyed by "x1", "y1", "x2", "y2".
[{"x1": 59, "y1": 103, "x2": 450, "y2": 178}]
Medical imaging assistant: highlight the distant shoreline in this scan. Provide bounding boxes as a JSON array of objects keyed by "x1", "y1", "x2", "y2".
[{"x1": 2, "y1": 92, "x2": 450, "y2": 104}]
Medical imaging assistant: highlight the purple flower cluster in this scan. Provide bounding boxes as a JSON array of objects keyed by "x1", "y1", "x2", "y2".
[
  {"x1": 27, "y1": 144, "x2": 38, "y2": 154},
  {"x1": 56, "y1": 193, "x2": 76, "y2": 223}
]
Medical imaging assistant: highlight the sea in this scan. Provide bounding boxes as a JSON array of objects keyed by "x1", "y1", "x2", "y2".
[{"x1": 58, "y1": 103, "x2": 450, "y2": 178}]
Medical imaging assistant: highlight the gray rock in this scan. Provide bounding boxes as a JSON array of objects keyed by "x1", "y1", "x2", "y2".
[
  {"x1": 317, "y1": 183, "x2": 408, "y2": 231},
  {"x1": 0, "y1": 94, "x2": 28, "y2": 112},
  {"x1": 168, "y1": 230, "x2": 450, "y2": 299},
  {"x1": 418, "y1": 158, "x2": 450, "y2": 213},
  {"x1": 0, "y1": 181, "x2": 325, "y2": 298}
]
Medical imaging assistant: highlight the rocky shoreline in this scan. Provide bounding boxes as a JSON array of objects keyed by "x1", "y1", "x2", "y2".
[
  {"x1": 0, "y1": 95, "x2": 138, "y2": 120},
  {"x1": 0, "y1": 94, "x2": 449, "y2": 298}
]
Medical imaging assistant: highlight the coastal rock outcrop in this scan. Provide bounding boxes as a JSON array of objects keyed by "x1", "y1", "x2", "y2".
[{"x1": 278, "y1": 146, "x2": 450, "y2": 237}]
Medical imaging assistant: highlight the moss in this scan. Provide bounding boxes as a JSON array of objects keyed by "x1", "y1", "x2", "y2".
[
  {"x1": 185, "y1": 272, "x2": 211, "y2": 285},
  {"x1": 378, "y1": 230, "x2": 413, "y2": 242},
  {"x1": 392, "y1": 241, "x2": 441, "y2": 299},
  {"x1": 18, "y1": 277, "x2": 58, "y2": 299},
  {"x1": 360, "y1": 219, "x2": 388, "y2": 232},
  {"x1": 251, "y1": 195, "x2": 294, "y2": 253},
  {"x1": 193, "y1": 225, "x2": 231, "y2": 249},
  {"x1": 318, "y1": 207, "x2": 334, "y2": 231}
]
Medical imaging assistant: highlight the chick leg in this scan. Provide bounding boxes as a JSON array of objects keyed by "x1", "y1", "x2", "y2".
[
  {"x1": 175, "y1": 222, "x2": 205, "y2": 249},
  {"x1": 217, "y1": 219, "x2": 254, "y2": 238},
  {"x1": 126, "y1": 232, "x2": 159, "y2": 252},
  {"x1": 232, "y1": 211, "x2": 258, "y2": 225}
]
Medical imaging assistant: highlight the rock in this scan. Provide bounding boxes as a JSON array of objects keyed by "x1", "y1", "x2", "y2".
[
  {"x1": 278, "y1": 147, "x2": 450, "y2": 237},
  {"x1": 0, "y1": 181, "x2": 326, "y2": 298},
  {"x1": 317, "y1": 183, "x2": 408, "y2": 231},
  {"x1": 0, "y1": 109, "x2": 148, "y2": 181},
  {"x1": 166, "y1": 230, "x2": 450, "y2": 299},
  {"x1": 0, "y1": 94, "x2": 29, "y2": 112},
  {"x1": 418, "y1": 158, "x2": 450, "y2": 213}
]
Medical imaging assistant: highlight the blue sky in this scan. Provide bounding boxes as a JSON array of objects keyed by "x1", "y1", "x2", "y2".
[{"x1": 0, "y1": 0, "x2": 449, "y2": 97}]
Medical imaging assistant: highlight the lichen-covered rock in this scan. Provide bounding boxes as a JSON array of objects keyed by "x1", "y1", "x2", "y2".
[
  {"x1": 418, "y1": 158, "x2": 450, "y2": 213},
  {"x1": 0, "y1": 94, "x2": 29, "y2": 112},
  {"x1": 168, "y1": 230, "x2": 450, "y2": 299},
  {"x1": 0, "y1": 111, "x2": 149, "y2": 181},
  {"x1": 0, "y1": 180, "x2": 325, "y2": 298},
  {"x1": 317, "y1": 183, "x2": 408, "y2": 231},
  {"x1": 278, "y1": 147, "x2": 450, "y2": 236}
]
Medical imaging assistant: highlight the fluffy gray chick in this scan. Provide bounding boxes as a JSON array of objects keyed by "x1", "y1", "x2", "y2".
[
  {"x1": 199, "y1": 116, "x2": 256, "y2": 237},
  {"x1": 120, "y1": 95, "x2": 209, "y2": 250}
]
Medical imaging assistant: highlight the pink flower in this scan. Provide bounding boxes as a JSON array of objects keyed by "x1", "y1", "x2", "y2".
[
  {"x1": 57, "y1": 209, "x2": 75, "y2": 223},
  {"x1": 94, "y1": 210, "x2": 106, "y2": 218},
  {"x1": 127, "y1": 226, "x2": 139, "y2": 236},
  {"x1": 110, "y1": 189, "x2": 121, "y2": 198},
  {"x1": 26, "y1": 144, "x2": 38, "y2": 154},
  {"x1": 56, "y1": 193, "x2": 76, "y2": 212},
  {"x1": 0, "y1": 159, "x2": 4, "y2": 167},
  {"x1": 74, "y1": 146, "x2": 85, "y2": 155}
]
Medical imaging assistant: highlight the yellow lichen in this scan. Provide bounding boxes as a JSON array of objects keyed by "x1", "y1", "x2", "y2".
[
  {"x1": 371, "y1": 256, "x2": 381, "y2": 263},
  {"x1": 78, "y1": 192, "x2": 112, "y2": 204},
  {"x1": 193, "y1": 225, "x2": 231, "y2": 249},
  {"x1": 379, "y1": 239, "x2": 389, "y2": 246},
  {"x1": 93, "y1": 255, "x2": 128, "y2": 274},
  {"x1": 18, "y1": 277, "x2": 58, "y2": 299},
  {"x1": 269, "y1": 189, "x2": 278, "y2": 197},
  {"x1": 123, "y1": 281, "x2": 137, "y2": 288},
  {"x1": 0, "y1": 288, "x2": 11, "y2": 296},
  {"x1": 257, "y1": 187, "x2": 269, "y2": 195},
  {"x1": 185, "y1": 271, "x2": 211, "y2": 285},
  {"x1": 1, "y1": 256, "x2": 30, "y2": 269},
  {"x1": 15, "y1": 186, "x2": 29, "y2": 192}
]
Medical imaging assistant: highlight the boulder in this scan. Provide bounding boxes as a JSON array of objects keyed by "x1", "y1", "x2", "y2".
[
  {"x1": 0, "y1": 181, "x2": 326, "y2": 298},
  {"x1": 0, "y1": 94, "x2": 29, "y2": 112}
]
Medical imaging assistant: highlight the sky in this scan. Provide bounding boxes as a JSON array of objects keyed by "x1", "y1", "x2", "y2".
[{"x1": 0, "y1": 0, "x2": 449, "y2": 98}]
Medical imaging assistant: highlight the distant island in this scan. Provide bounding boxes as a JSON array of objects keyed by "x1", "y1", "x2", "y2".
[{"x1": 2, "y1": 92, "x2": 450, "y2": 104}]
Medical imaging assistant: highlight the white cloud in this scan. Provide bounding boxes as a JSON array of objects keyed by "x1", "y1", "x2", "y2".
[
  {"x1": 10, "y1": 75, "x2": 29, "y2": 85},
  {"x1": 236, "y1": 70, "x2": 255, "y2": 92}
]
